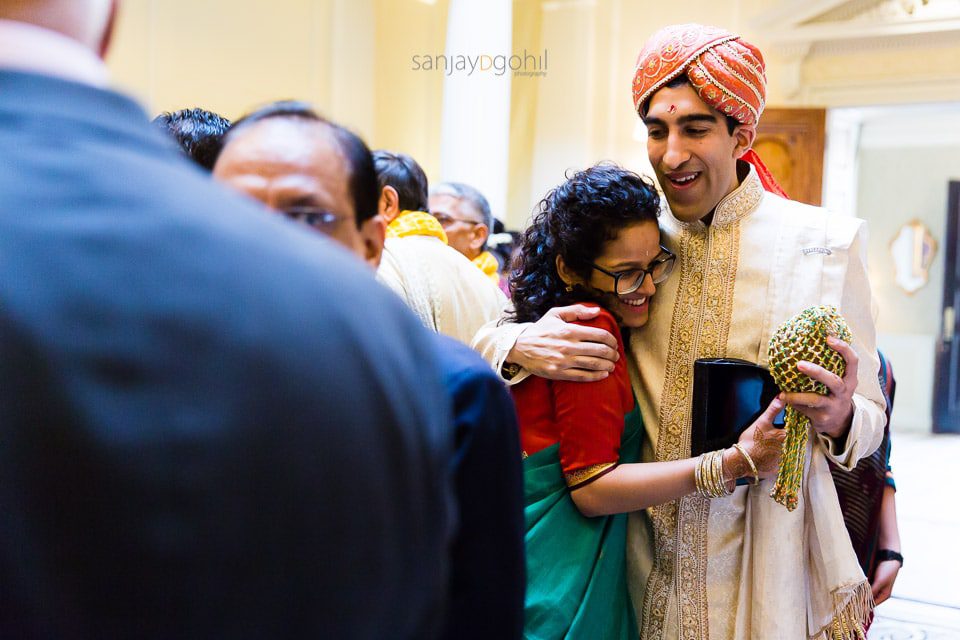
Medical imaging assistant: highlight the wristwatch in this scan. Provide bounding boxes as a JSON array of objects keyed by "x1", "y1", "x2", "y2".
[{"x1": 876, "y1": 549, "x2": 903, "y2": 566}]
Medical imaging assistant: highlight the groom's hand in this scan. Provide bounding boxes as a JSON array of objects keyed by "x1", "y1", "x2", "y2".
[
  {"x1": 782, "y1": 336, "x2": 858, "y2": 439},
  {"x1": 506, "y1": 304, "x2": 619, "y2": 382}
]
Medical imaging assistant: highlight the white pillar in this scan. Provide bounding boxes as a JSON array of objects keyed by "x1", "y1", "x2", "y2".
[
  {"x1": 439, "y1": 0, "x2": 512, "y2": 221},
  {"x1": 822, "y1": 108, "x2": 864, "y2": 217}
]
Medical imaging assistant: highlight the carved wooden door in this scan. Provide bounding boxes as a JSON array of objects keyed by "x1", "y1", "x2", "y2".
[{"x1": 753, "y1": 108, "x2": 826, "y2": 207}]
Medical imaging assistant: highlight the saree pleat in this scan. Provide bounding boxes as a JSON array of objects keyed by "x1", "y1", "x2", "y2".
[{"x1": 523, "y1": 405, "x2": 643, "y2": 640}]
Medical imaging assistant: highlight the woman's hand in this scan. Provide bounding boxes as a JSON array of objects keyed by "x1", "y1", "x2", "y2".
[
  {"x1": 871, "y1": 559, "x2": 900, "y2": 605},
  {"x1": 873, "y1": 485, "x2": 902, "y2": 606},
  {"x1": 724, "y1": 397, "x2": 786, "y2": 482}
]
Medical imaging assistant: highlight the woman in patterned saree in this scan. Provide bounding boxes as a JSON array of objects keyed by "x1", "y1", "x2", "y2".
[{"x1": 509, "y1": 164, "x2": 787, "y2": 640}]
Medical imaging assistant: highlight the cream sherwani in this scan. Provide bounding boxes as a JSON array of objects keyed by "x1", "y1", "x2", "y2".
[
  {"x1": 473, "y1": 167, "x2": 885, "y2": 640},
  {"x1": 379, "y1": 235, "x2": 506, "y2": 346}
]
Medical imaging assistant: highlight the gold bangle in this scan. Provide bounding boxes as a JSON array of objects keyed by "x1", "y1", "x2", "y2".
[
  {"x1": 702, "y1": 451, "x2": 716, "y2": 498},
  {"x1": 707, "y1": 450, "x2": 722, "y2": 498},
  {"x1": 708, "y1": 450, "x2": 721, "y2": 498},
  {"x1": 696, "y1": 453, "x2": 716, "y2": 499},
  {"x1": 706, "y1": 450, "x2": 720, "y2": 498},
  {"x1": 732, "y1": 443, "x2": 760, "y2": 486},
  {"x1": 697, "y1": 450, "x2": 735, "y2": 499},
  {"x1": 694, "y1": 454, "x2": 702, "y2": 495},
  {"x1": 715, "y1": 449, "x2": 733, "y2": 496},
  {"x1": 695, "y1": 453, "x2": 708, "y2": 498}
]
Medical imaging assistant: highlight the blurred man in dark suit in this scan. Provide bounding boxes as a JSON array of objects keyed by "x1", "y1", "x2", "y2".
[{"x1": 0, "y1": 2, "x2": 455, "y2": 638}]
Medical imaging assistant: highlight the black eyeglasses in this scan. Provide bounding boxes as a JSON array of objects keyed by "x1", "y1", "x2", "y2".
[
  {"x1": 281, "y1": 206, "x2": 347, "y2": 232},
  {"x1": 590, "y1": 247, "x2": 676, "y2": 295},
  {"x1": 430, "y1": 211, "x2": 481, "y2": 228}
]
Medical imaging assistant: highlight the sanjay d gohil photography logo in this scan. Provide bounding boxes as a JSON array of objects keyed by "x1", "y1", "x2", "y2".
[{"x1": 411, "y1": 48, "x2": 548, "y2": 78}]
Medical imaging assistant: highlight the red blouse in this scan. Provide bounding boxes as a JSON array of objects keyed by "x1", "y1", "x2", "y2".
[{"x1": 511, "y1": 305, "x2": 634, "y2": 488}]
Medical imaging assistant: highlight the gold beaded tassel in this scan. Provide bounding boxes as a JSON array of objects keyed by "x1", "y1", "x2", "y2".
[
  {"x1": 767, "y1": 306, "x2": 852, "y2": 512},
  {"x1": 770, "y1": 404, "x2": 809, "y2": 511}
]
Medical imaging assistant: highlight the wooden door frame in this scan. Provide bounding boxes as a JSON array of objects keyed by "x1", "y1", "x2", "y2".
[{"x1": 933, "y1": 181, "x2": 960, "y2": 433}]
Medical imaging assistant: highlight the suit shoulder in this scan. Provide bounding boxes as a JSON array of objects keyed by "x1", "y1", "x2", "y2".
[
  {"x1": 764, "y1": 193, "x2": 828, "y2": 220},
  {"x1": 433, "y1": 335, "x2": 500, "y2": 388},
  {"x1": 764, "y1": 194, "x2": 865, "y2": 245}
]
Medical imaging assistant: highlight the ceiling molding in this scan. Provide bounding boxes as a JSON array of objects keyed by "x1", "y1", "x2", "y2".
[
  {"x1": 795, "y1": 71, "x2": 960, "y2": 106},
  {"x1": 756, "y1": 0, "x2": 960, "y2": 45},
  {"x1": 755, "y1": 1, "x2": 960, "y2": 99},
  {"x1": 751, "y1": 0, "x2": 851, "y2": 29},
  {"x1": 770, "y1": 16, "x2": 960, "y2": 44},
  {"x1": 809, "y1": 27, "x2": 960, "y2": 53}
]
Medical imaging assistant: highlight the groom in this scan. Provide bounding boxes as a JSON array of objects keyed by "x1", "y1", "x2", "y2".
[{"x1": 474, "y1": 23, "x2": 885, "y2": 640}]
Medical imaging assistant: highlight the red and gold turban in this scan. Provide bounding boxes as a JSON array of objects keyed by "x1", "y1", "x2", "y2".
[
  {"x1": 632, "y1": 23, "x2": 766, "y2": 125},
  {"x1": 632, "y1": 24, "x2": 786, "y2": 196}
]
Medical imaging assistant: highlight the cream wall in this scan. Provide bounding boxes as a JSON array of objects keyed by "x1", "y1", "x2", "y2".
[
  {"x1": 795, "y1": 39, "x2": 960, "y2": 107},
  {"x1": 108, "y1": 1, "x2": 342, "y2": 121},
  {"x1": 107, "y1": 1, "x2": 960, "y2": 219},
  {"x1": 856, "y1": 130, "x2": 960, "y2": 432},
  {"x1": 106, "y1": 0, "x2": 448, "y2": 177},
  {"x1": 372, "y1": 0, "x2": 449, "y2": 180}
]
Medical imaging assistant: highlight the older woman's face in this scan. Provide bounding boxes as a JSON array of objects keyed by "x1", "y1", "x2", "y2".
[{"x1": 585, "y1": 220, "x2": 662, "y2": 329}]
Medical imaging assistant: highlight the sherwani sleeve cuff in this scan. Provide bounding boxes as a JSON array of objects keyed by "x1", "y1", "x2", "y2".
[
  {"x1": 815, "y1": 393, "x2": 884, "y2": 470},
  {"x1": 470, "y1": 316, "x2": 532, "y2": 386}
]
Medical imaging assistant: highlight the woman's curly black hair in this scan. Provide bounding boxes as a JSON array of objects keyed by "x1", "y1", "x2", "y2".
[{"x1": 508, "y1": 163, "x2": 661, "y2": 324}]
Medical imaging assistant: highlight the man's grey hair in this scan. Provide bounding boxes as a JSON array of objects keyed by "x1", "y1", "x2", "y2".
[{"x1": 430, "y1": 182, "x2": 493, "y2": 231}]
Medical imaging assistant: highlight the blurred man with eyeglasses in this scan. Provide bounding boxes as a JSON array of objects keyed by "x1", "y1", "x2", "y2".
[
  {"x1": 214, "y1": 102, "x2": 385, "y2": 270},
  {"x1": 215, "y1": 106, "x2": 525, "y2": 640}
]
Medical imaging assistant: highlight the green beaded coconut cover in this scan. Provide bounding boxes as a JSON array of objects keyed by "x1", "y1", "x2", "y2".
[{"x1": 767, "y1": 305, "x2": 852, "y2": 512}]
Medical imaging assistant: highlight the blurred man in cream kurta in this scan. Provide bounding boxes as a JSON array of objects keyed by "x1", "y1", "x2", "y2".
[
  {"x1": 378, "y1": 233, "x2": 505, "y2": 345},
  {"x1": 371, "y1": 150, "x2": 506, "y2": 346},
  {"x1": 473, "y1": 24, "x2": 884, "y2": 640}
]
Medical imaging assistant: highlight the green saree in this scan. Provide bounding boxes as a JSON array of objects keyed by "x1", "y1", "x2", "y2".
[{"x1": 522, "y1": 404, "x2": 643, "y2": 640}]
